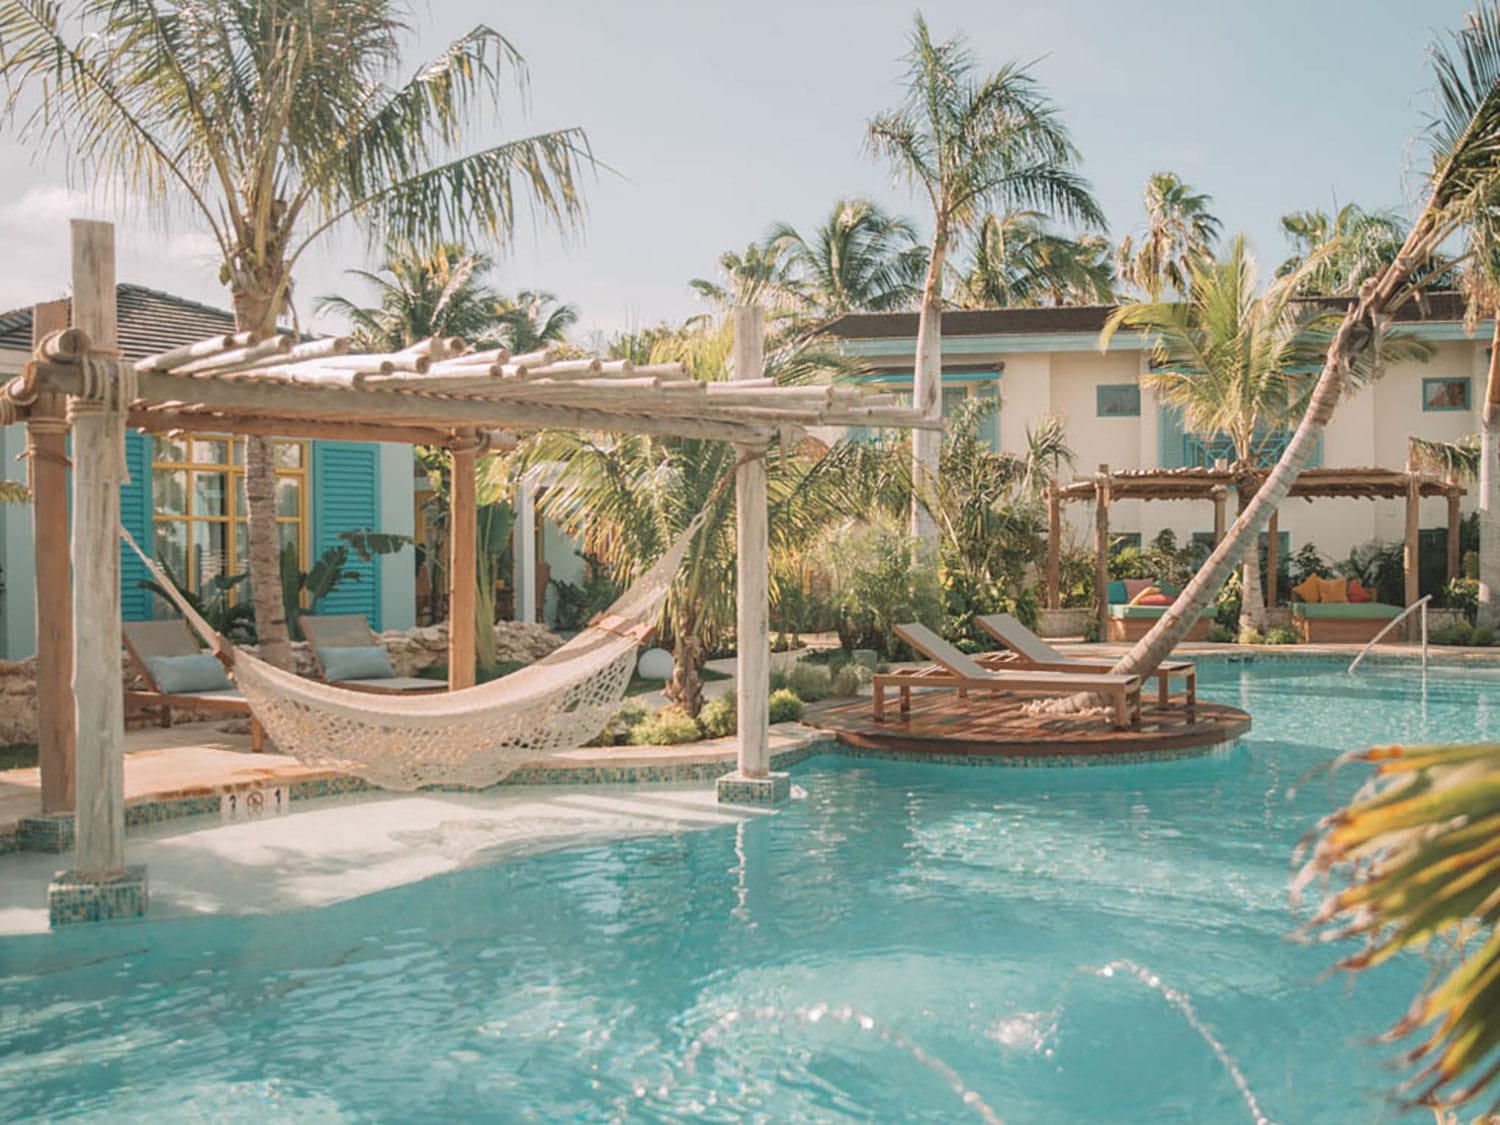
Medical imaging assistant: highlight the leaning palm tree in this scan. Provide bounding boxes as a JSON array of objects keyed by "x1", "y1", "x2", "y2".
[
  {"x1": 1097, "y1": 2, "x2": 1500, "y2": 689},
  {"x1": 0, "y1": 1, "x2": 591, "y2": 668},
  {"x1": 867, "y1": 14, "x2": 1102, "y2": 556},
  {"x1": 1458, "y1": 201, "x2": 1500, "y2": 630},
  {"x1": 763, "y1": 198, "x2": 927, "y2": 318},
  {"x1": 954, "y1": 210, "x2": 1115, "y2": 308},
  {"x1": 1115, "y1": 172, "x2": 1222, "y2": 300},
  {"x1": 1103, "y1": 237, "x2": 1433, "y2": 632},
  {"x1": 318, "y1": 244, "x2": 504, "y2": 352},
  {"x1": 1277, "y1": 204, "x2": 1409, "y2": 296},
  {"x1": 493, "y1": 290, "x2": 579, "y2": 354}
]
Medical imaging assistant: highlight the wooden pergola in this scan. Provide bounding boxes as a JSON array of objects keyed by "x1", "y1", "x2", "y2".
[
  {"x1": 1047, "y1": 462, "x2": 1467, "y2": 636},
  {"x1": 2, "y1": 220, "x2": 937, "y2": 896}
]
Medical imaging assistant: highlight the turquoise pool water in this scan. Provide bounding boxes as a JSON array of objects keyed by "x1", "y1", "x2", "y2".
[{"x1": 3, "y1": 661, "x2": 1499, "y2": 1122}]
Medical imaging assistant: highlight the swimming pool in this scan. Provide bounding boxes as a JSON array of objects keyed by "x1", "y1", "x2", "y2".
[{"x1": 2, "y1": 660, "x2": 1497, "y2": 1122}]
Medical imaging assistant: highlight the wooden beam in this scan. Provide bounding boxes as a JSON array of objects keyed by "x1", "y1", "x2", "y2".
[
  {"x1": 1094, "y1": 463, "x2": 1111, "y2": 642},
  {"x1": 734, "y1": 306, "x2": 771, "y2": 780},
  {"x1": 1046, "y1": 478, "x2": 1061, "y2": 610},
  {"x1": 30, "y1": 300, "x2": 74, "y2": 815},
  {"x1": 1448, "y1": 492, "x2": 1463, "y2": 582},
  {"x1": 1266, "y1": 509, "x2": 1280, "y2": 610},
  {"x1": 35, "y1": 364, "x2": 781, "y2": 445},
  {"x1": 126, "y1": 409, "x2": 460, "y2": 448},
  {"x1": 447, "y1": 436, "x2": 478, "y2": 690},
  {"x1": 69, "y1": 219, "x2": 126, "y2": 880}
]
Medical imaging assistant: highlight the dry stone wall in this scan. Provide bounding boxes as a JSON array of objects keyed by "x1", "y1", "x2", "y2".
[{"x1": 0, "y1": 620, "x2": 562, "y2": 746}]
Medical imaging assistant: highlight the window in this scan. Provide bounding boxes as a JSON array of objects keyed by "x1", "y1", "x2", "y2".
[
  {"x1": 1097, "y1": 383, "x2": 1141, "y2": 417},
  {"x1": 1423, "y1": 377, "x2": 1471, "y2": 412},
  {"x1": 151, "y1": 435, "x2": 308, "y2": 595}
]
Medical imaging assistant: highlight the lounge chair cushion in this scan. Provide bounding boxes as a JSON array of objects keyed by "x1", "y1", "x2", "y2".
[
  {"x1": 318, "y1": 644, "x2": 397, "y2": 682},
  {"x1": 1292, "y1": 602, "x2": 1403, "y2": 620},
  {"x1": 1123, "y1": 578, "x2": 1156, "y2": 601},
  {"x1": 1136, "y1": 593, "x2": 1174, "y2": 606},
  {"x1": 1316, "y1": 576, "x2": 1348, "y2": 603},
  {"x1": 144, "y1": 653, "x2": 233, "y2": 694},
  {"x1": 1108, "y1": 604, "x2": 1209, "y2": 620},
  {"x1": 1291, "y1": 575, "x2": 1322, "y2": 603},
  {"x1": 1106, "y1": 579, "x2": 1129, "y2": 605},
  {"x1": 1128, "y1": 585, "x2": 1162, "y2": 605}
]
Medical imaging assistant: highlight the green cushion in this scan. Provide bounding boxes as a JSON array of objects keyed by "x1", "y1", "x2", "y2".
[
  {"x1": 1107, "y1": 604, "x2": 1211, "y2": 620},
  {"x1": 1292, "y1": 602, "x2": 1403, "y2": 620},
  {"x1": 1106, "y1": 580, "x2": 1128, "y2": 605},
  {"x1": 318, "y1": 644, "x2": 396, "y2": 681},
  {"x1": 144, "y1": 653, "x2": 232, "y2": 694},
  {"x1": 1158, "y1": 581, "x2": 1181, "y2": 597}
]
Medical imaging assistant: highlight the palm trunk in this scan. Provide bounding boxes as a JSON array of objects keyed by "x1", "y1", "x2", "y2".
[
  {"x1": 911, "y1": 229, "x2": 947, "y2": 558},
  {"x1": 1235, "y1": 469, "x2": 1268, "y2": 633},
  {"x1": 232, "y1": 288, "x2": 294, "y2": 670},
  {"x1": 1479, "y1": 315, "x2": 1500, "y2": 631}
]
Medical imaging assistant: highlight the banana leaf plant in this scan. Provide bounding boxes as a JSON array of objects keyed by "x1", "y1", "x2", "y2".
[
  {"x1": 139, "y1": 561, "x2": 257, "y2": 644},
  {"x1": 279, "y1": 530, "x2": 412, "y2": 640},
  {"x1": 1295, "y1": 742, "x2": 1500, "y2": 1113}
]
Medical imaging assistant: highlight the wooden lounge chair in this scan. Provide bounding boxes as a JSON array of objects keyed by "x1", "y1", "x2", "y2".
[
  {"x1": 975, "y1": 613, "x2": 1196, "y2": 722},
  {"x1": 877, "y1": 622, "x2": 1143, "y2": 730},
  {"x1": 299, "y1": 614, "x2": 443, "y2": 695},
  {"x1": 122, "y1": 619, "x2": 264, "y2": 752}
]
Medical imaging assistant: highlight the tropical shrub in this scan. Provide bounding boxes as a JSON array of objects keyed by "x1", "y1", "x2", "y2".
[
  {"x1": 1237, "y1": 626, "x2": 1265, "y2": 645},
  {"x1": 1433, "y1": 621, "x2": 1476, "y2": 646},
  {"x1": 586, "y1": 699, "x2": 650, "y2": 746},
  {"x1": 628, "y1": 706, "x2": 703, "y2": 746},
  {"x1": 696, "y1": 695, "x2": 737, "y2": 739},
  {"x1": 1205, "y1": 623, "x2": 1236, "y2": 643},
  {"x1": 832, "y1": 529, "x2": 943, "y2": 659},
  {"x1": 829, "y1": 664, "x2": 865, "y2": 697},
  {"x1": 1265, "y1": 625, "x2": 1298, "y2": 645},
  {"x1": 788, "y1": 662, "x2": 834, "y2": 703},
  {"x1": 768, "y1": 689, "x2": 805, "y2": 723},
  {"x1": 1290, "y1": 543, "x2": 1334, "y2": 588},
  {"x1": 1444, "y1": 577, "x2": 1481, "y2": 623}
]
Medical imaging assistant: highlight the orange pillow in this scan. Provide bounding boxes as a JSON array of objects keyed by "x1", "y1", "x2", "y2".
[
  {"x1": 1316, "y1": 576, "x2": 1348, "y2": 604},
  {"x1": 1291, "y1": 576, "x2": 1322, "y2": 603},
  {"x1": 1347, "y1": 579, "x2": 1374, "y2": 604},
  {"x1": 1128, "y1": 585, "x2": 1161, "y2": 605},
  {"x1": 1137, "y1": 593, "x2": 1175, "y2": 606}
]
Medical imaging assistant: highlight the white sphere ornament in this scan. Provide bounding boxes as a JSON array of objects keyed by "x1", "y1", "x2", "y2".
[{"x1": 637, "y1": 647, "x2": 675, "y2": 680}]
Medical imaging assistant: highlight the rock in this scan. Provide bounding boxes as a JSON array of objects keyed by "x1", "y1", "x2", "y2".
[{"x1": 637, "y1": 647, "x2": 674, "y2": 680}]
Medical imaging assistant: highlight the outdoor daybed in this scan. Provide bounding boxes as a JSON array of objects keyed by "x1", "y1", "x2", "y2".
[
  {"x1": 1104, "y1": 579, "x2": 1213, "y2": 642},
  {"x1": 1289, "y1": 576, "x2": 1403, "y2": 643}
]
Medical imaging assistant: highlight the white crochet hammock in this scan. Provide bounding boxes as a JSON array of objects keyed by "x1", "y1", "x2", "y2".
[{"x1": 123, "y1": 517, "x2": 703, "y2": 790}]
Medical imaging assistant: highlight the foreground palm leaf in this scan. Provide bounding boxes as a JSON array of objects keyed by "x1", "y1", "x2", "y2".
[{"x1": 1297, "y1": 742, "x2": 1500, "y2": 1111}]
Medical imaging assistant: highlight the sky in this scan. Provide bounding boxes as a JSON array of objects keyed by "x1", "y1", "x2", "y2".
[{"x1": 0, "y1": 0, "x2": 1481, "y2": 341}]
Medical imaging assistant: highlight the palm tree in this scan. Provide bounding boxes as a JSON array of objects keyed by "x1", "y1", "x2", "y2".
[
  {"x1": 689, "y1": 243, "x2": 802, "y2": 315},
  {"x1": 763, "y1": 198, "x2": 927, "y2": 317},
  {"x1": 318, "y1": 244, "x2": 503, "y2": 351},
  {"x1": 1458, "y1": 203, "x2": 1500, "y2": 630},
  {"x1": 1115, "y1": 172, "x2": 1222, "y2": 300},
  {"x1": 867, "y1": 14, "x2": 1102, "y2": 556},
  {"x1": 954, "y1": 211, "x2": 1115, "y2": 308},
  {"x1": 1104, "y1": 237, "x2": 1433, "y2": 631},
  {"x1": 0, "y1": 1, "x2": 591, "y2": 668},
  {"x1": 1277, "y1": 204, "x2": 1408, "y2": 295},
  {"x1": 493, "y1": 291, "x2": 578, "y2": 353},
  {"x1": 524, "y1": 320, "x2": 852, "y2": 713},
  {"x1": 1099, "y1": 2, "x2": 1500, "y2": 689}
]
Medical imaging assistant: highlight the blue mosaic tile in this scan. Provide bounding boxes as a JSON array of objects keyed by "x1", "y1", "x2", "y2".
[
  {"x1": 17, "y1": 815, "x2": 73, "y2": 853},
  {"x1": 716, "y1": 771, "x2": 792, "y2": 807},
  {"x1": 48, "y1": 865, "x2": 149, "y2": 926}
]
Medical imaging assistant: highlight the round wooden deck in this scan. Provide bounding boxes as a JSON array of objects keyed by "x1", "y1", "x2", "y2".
[{"x1": 804, "y1": 692, "x2": 1251, "y2": 764}]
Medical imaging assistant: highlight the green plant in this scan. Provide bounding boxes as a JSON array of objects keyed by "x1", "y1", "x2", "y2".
[
  {"x1": 275, "y1": 530, "x2": 409, "y2": 641},
  {"x1": 1476, "y1": 625, "x2": 1497, "y2": 647},
  {"x1": 768, "y1": 688, "x2": 804, "y2": 724},
  {"x1": 1206, "y1": 623, "x2": 1236, "y2": 643},
  {"x1": 1237, "y1": 626, "x2": 1265, "y2": 645},
  {"x1": 830, "y1": 664, "x2": 865, "y2": 698},
  {"x1": 1444, "y1": 577, "x2": 1482, "y2": 623},
  {"x1": 139, "y1": 559, "x2": 256, "y2": 643},
  {"x1": 768, "y1": 668, "x2": 791, "y2": 693},
  {"x1": 832, "y1": 528, "x2": 944, "y2": 658},
  {"x1": 1265, "y1": 625, "x2": 1298, "y2": 645},
  {"x1": 697, "y1": 694, "x2": 737, "y2": 739},
  {"x1": 628, "y1": 706, "x2": 702, "y2": 746},
  {"x1": 1433, "y1": 621, "x2": 1476, "y2": 646},
  {"x1": 788, "y1": 662, "x2": 833, "y2": 703},
  {"x1": 1290, "y1": 543, "x2": 1334, "y2": 588}
]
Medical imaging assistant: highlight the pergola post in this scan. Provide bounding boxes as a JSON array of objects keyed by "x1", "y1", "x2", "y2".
[
  {"x1": 1094, "y1": 463, "x2": 1111, "y2": 642},
  {"x1": 1046, "y1": 478, "x2": 1061, "y2": 610},
  {"x1": 1266, "y1": 509, "x2": 1280, "y2": 610},
  {"x1": 1405, "y1": 470, "x2": 1422, "y2": 611},
  {"x1": 1448, "y1": 491, "x2": 1462, "y2": 582},
  {"x1": 447, "y1": 434, "x2": 479, "y2": 690},
  {"x1": 48, "y1": 219, "x2": 147, "y2": 925},
  {"x1": 1212, "y1": 486, "x2": 1227, "y2": 545},
  {"x1": 718, "y1": 306, "x2": 786, "y2": 808},
  {"x1": 30, "y1": 300, "x2": 75, "y2": 815}
]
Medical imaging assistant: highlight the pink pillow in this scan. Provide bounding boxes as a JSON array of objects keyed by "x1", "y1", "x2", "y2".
[
  {"x1": 1138, "y1": 593, "x2": 1174, "y2": 606},
  {"x1": 1123, "y1": 578, "x2": 1156, "y2": 601}
]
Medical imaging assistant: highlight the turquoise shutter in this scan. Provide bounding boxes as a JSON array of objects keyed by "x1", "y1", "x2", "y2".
[
  {"x1": 1158, "y1": 403, "x2": 1186, "y2": 468},
  {"x1": 311, "y1": 442, "x2": 381, "y2": 626},
  {"x1": 119, "y1": 432, "x2": 152, "y2": 621}
]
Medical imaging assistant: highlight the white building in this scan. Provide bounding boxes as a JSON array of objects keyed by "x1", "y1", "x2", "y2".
[{"x1": 820, "y1": 295, "x2": 1487, "y2": 563}]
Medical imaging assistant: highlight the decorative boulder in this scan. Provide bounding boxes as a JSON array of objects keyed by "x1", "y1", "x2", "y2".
[{"x1": 637, "y1": 647, "x2": 675, "y2": 681}]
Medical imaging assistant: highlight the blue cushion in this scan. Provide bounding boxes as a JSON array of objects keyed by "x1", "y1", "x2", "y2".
[
  {"x1": 144, "y1": 653, "x2": 232, "y2": 694},
  {"x1": 1106, "y1": 580, "x2": 1128, "y2": 605},
  {"x1": 318, "y1": 644, "x2": 395, "y2": 682}
]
